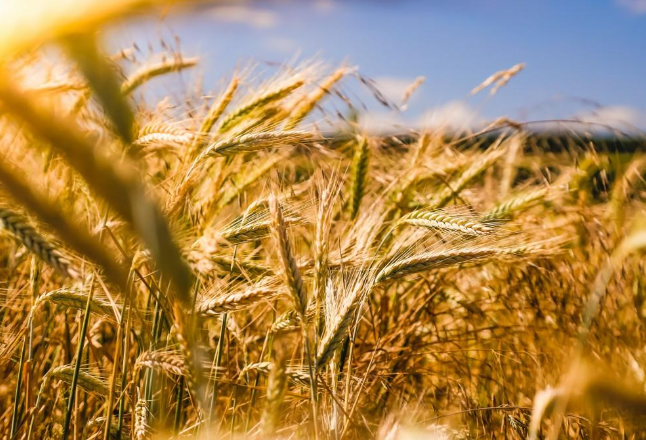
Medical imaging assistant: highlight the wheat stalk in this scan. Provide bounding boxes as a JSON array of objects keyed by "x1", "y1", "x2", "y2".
[
  {"x1": 0, "y1": 162, "x2": 127, "y2": 289},
  {"x1": 0, "y1": 78, "x2": 193, "y2": 299}
]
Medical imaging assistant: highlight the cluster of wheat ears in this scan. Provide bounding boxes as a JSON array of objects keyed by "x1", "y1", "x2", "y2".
[{"x1": 2, "y1": 3, "x2": 646, "y2": 440}]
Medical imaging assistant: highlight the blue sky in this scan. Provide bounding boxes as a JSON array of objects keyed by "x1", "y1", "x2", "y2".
[{"x1": 107, "y1": 0, "x2": 646, "y2": 131}]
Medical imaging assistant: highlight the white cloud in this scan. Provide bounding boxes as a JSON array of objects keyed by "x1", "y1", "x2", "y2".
[
  {"x1": 263, "y1": 36, "x2": 299, "y2": 54},
  {"x1": 418, "y1": 101, "x2": 483, "y2": 131},
  {"x1": 373, "y1": 76, "x2": 416, "y2": 105},
  {"x1": 313, "y1": 0, "x2": 337, "y2": 13},
  {"x1": 615, "y1": 0, "x2": 646, "y2": 14},
  {"x1": 358, "y1": 111, "x2": 408, "y2": 134},
  {"x1": 210, "y1": 5, "x2": 278, "y2": 28},
  {"x1": 575, "y1": 106, "x2": 646, "y2": 132},
  {"x1": 358, "y1": 101, "x2": 482, "y2": 134}
]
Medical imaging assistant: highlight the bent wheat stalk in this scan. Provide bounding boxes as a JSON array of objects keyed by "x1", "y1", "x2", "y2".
[
  {"x1": 0, "y1": 77, "x2": 193, "y2": 300},
  {"x1": 121, "y1": 56, "x2": 198, "y2": 95},
  {"x1": 375, "y1": 244, "x2": 544, "y2": 284},
  {"x1": 0, "y1": 163, "x2": 126, "y2": 287}
]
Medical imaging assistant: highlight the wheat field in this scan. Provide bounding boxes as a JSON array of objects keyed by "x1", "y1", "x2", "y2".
[{"x1": 1, "y1": 2, "x2": 646, "y2": 440}]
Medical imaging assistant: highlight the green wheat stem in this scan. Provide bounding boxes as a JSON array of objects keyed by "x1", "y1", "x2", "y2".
[{"x1": 62, "y1": 274, "x2": 95, "y2": 440}]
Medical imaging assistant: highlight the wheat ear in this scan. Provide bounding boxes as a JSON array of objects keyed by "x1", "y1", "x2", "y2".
[
  {"x1": 217, "y1": 78, "x2": 305, "y2": 133},
  {"x1": 317, "y1": 277, "x2": 370, "y2": 370},
  {"x1": 375, "y1": 244, "x2": 543, "y2": 284},
  {"x1": 482, "y1": 187, "x2": 548, "y2": 221},
  {"x1": 349, "y1": 135, "x2": 369, "y2": 219},
  {"x1": 400, "y1": 210, "x2": 492, "y2": 236},
  {"x1": 284, "y1": 67, "x2": 348, "y2": 129},
  {"x1": 271, "y1": 309, "x2": 302, "y2": 333},
  {"x1": 242, "y1": 362, "x2": 311, "y2": 387},
  {"x1": 42, "y1": 365, "x2": 110, "y2": 396},
  {"x1": 221, "y1": 207, "x2": 299, "y2": 245},
  {"x1": 188, "y1": 250, "x2": 271, "y2": 279},
  {"x1": 84, "y1": 417, "x2": 124, "y2": 439},
  {"x1": 199, "y1": 130, "x2": 316, "y2": 159},
  {"x1": 134, "y1": 122, "x2": 193, "y2": 146},
  {"x1": 269, "y1": 194, "x2": 308, "y2": 318},
  {"x1": 189, "y1": 75, "x2": 240, "y2": 157},
  {"x1": 471, "y1": 62, "x2": 525, "y2": 96},
  {"x1": 0, "y1": 163, "x2": 127, "y2": 288},
  {"x1": 0, "y1": 208, "x2": 80, "y2": 280},
  {"x1": 135, "y1": 350, "x2": 187, "y2": 377},
  {"x1": 177, "y1": 131, "x2": 312, "y2": 211},
  {"x1": 431, "y1": 147, "x2": 505, "y2": 209},
  {"x1": 260, "y1": 346, "x2": 288, "y2": 437},
  {"x1": 196, "y1": 283, "x2": 278, "y2": 316},
  {"x1": 313, "y1": 176, "x2": 340, "y2": 334},
  {"x1": 31, "y1": 289, "x2": 117, "y2": 318},
  {"x1": 134, "y1": 398, "x2": 148, "y2": 440},
  {"x1": 121, "y1": 56, "x2": 198, "y2": 95}
]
